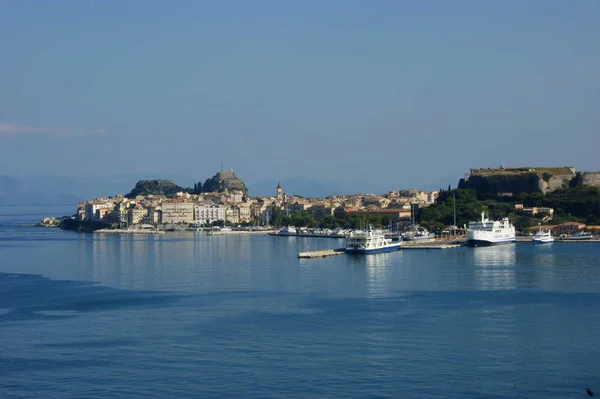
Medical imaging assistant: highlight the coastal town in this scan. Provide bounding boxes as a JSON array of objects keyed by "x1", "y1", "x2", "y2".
[
  {"x1": 62, "y1": 170, "x2": 439, "y2": 233},
  {"x1": 39, "y1": 166, "x2": 600, "y2": 246}
]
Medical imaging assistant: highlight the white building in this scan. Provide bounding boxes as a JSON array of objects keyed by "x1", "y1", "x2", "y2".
[
  {"x1": 194, "y1": 204, "x2": 225, "y2": 225},
  {"x1": 84, "y1": 202, "x2": 115, "y2": 221}
]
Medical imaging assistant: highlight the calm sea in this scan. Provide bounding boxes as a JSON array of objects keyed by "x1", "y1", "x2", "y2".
[{"x1": 1, "y1": 205, "x2": 600, "y2": 398}]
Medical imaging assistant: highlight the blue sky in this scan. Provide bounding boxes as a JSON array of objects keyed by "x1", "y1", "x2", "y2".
[{"x1": 1, "y1": 0, "x2": 598, "y2": 189}]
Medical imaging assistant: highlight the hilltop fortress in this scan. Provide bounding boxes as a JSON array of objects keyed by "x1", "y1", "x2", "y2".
[{"x1": 458, "y1": 166, "x2": 600, "y2": 195}]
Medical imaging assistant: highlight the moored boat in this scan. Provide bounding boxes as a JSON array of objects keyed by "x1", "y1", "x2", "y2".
[
  {"x1": 567, "y1": 231, "x2": 593, "y2": 240},
  {"x1": 532, "y1": 229, "x2": 554, "y2": 244},
  {"x1": 467, "y1": 212, "x2": 515, "y2": 246},
  {"x1": 345, "y1": 226, "x2": 402, "y2": 254},
  {"x1": 402, "y1": 225, "x2": 435, "y2": 241},
  {"x1": 278, "y1": 226, "x2": 297, "y2": 236}
]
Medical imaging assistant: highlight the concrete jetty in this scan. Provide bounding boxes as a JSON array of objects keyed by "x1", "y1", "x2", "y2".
[
  {"x1": 402, "y1": 243, "x2": 464, "y2": 249},
  {"x1": 298, "y1": 248, "x2": 347, "y2": 259},
  {"x1": 95, "y1": 229, "x2": 165, "y2": 234},
  {"x1": 402, "y1": 239, "x2": 466, "y2": 250}
]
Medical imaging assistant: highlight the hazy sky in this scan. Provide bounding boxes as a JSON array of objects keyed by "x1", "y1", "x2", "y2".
[{"x1": 1, "y1": 0, "x2": 598, "y2": 188}]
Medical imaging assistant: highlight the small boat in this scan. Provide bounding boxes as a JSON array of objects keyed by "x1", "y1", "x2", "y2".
[
  {"x1": 568, "y1": 231, "x2": 593, "y2": 240},
  {"x1": 278, "y1": 226, "x2": 297, "y2": 236},
  {"x1": 345, "y1": 226, "x2": 402, "y2": 254},
  {"x1": 402, "y1": 225, "x2": 435, "y2": 241},
  {"x1": 532, "y1": 229, "x2": 554, "y2": 244}
]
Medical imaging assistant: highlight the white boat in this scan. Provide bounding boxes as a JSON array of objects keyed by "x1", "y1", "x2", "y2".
[
  {"x1": 402, "y1": 225, "x2": 435, "y2": 241},
  {"x1": 467, "y1": 211, "x2": 515, "y2": 246},
  {"x1": 278, "y1": 226, "x2": 297, "y2": 236},
  {"x1": 568, "y1": 231, "x2": 593, "y2": 240},
  {"x1": 532, "y1": 229, "x2": 554, "y2": 244},
  {"x1": 345, "y1": 226, "x2": 402, "y2": 254}
]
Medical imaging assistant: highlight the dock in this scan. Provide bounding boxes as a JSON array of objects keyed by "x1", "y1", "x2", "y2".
[
  {"x1": 95, "y1": 229, "x2": 165, "y2": 234},
  {"x1": 402, "y1": 239, "x2": 466, "y2": 250},
  {"x1": 298, "y1": 248, "x2": 347, "y2": 259}
]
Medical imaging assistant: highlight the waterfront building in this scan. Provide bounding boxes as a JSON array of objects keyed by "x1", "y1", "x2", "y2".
[
  {"x1": 251, "y1": 201, "x2": 269, "y2": 220},
  {"x1": 194, "y1": 204, "x2": 225, "y2": 225},
  {"x1": 84, "y1": 202, "x2": 115, "y2": 222},
  {"x1": 111, "y1": 201, "x2": 130, "y2": 226},
  {"x1": 225, "y1": 206, "x2": 240, "y2": 224},
  {"x1": 554, "y1": 222, "x2": 585, "y2": 235},
  {"x1": 161, "y1": 201, "x2": 195, "y2": 224},
  {"x1": 238, "y1": 203, "x2": 252, "y2": 223},
  {"x1": 127, "y1": 206, "x2": 148, "y2": 225}
]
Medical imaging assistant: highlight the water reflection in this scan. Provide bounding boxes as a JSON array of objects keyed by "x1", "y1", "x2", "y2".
[
  {"x1": 472, "y1": 245, "x2": 517, "y2": 290},
  {"x1": 346, "y1": 253, "x2": 398, "y2": 298}
]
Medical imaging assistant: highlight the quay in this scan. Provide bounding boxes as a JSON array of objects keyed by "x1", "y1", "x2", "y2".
[
  {"x1": 516, "y1": 236, "x2": 600, "y2": 243},
  {"x1": 402, "y1": 241, "x2": 465, "y2": 249},
  {"x1": 208, "y1": 229, "x2": 276, "y2": 236},
  {"x1": 298, "y1": 248, "x2": 347, "y2": 259},
  {"x1": 95, "y1": 229, "x2": 165, "y2": 234},
  {"x1": 270, "y1": 232, "x2": 347, "y2": 239}
]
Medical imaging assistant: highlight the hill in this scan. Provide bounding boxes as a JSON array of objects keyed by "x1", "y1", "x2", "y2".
[
  {"x1": 194, "y1": 170, "x2": 248, "y2": 195},
  {"x1": 125, "y1": 180, "x2": 186, "y2": 198},
  {"x1": 458, "y1": 166, "x2": 576, "y2": 195}
]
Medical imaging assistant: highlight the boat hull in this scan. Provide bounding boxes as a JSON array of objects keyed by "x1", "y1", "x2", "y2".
[
  {"x1": 345, "y1": 244, "x2": 401, "y2": 254},
  {"x1": 567, "y1": 236, "x2": 592, "y2": 241},
  {"x1": 532, "y1": 238, "x2": 554, "y2": 244}
]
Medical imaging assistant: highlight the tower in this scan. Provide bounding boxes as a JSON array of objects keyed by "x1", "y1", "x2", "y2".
[{"x1": 276, "y1": 182, "x2": 283, "y2": 200}]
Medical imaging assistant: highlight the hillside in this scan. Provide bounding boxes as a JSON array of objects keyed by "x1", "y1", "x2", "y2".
[
  {"x1": 125, "y1": 180, "x2": 186, "y2": 198},
  {"x1": 458, "y1": 166, "x2": 576, "y2": 195},
  {"x1": 194, "y1": 170, "x2": 248, "y2": 195}
]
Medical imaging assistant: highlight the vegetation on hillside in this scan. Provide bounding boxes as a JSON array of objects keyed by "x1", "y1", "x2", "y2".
[
  {"x1": 126, "y1": 180, "x2": 186, "y2": 198},
  {"x1": 269, "y1": 207, "x2": 393, "y2": 229},
  {"x1": 419, "y1": 186, "x2": 600, "y2": 233},
  {"x1": 192, "y1": 172, "x2": 248, "y2": 195}
]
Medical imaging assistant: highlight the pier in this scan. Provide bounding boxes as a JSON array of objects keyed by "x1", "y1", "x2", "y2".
[
  {"x1": 95, "y1": 229, "x2": 165, "y2": 234},
  {"x1": 402, "y1": 241, "x2": 465, "y2": 249},
  {"x1": 298, "y1": 248, "x2": 347, "y2": 259}
]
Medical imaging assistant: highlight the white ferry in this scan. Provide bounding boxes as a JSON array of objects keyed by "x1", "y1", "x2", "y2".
[
  {"x1": 532, "y1": 229, "x2": 554, "y2": 244},
  {"x1": 345, "y1": 227, "x2": 402, "y2": 254},
  {"x1": 467, "y1": 211, "x2": 515, "y2": 246}
]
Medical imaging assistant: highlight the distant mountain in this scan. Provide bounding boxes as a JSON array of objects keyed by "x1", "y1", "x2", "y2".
[
  {"x1": 0, "y1": 175, "x2": 85, "y2": 205},
  {"x1": 0, "y1": 173, "x2": 199, "y2": 205},
  {"x1": 247, "y1": 177, "x2": 393, "y2": 198},
  {"x1": 0, "y1": 172, "x2": 454, "y2": 205}
]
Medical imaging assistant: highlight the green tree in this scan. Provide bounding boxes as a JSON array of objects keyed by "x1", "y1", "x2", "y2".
[{"x1": 271, "y1": 206, "x2": 283, "y2": 226}]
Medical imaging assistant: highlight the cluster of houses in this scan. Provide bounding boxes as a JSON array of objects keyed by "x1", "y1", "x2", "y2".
[
  {"x1": 514, "y1": 205, "x2": 600, "y2": 235},
  {"x1": 76, "y1": 183, "x2": 439, "y2": 228}
]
